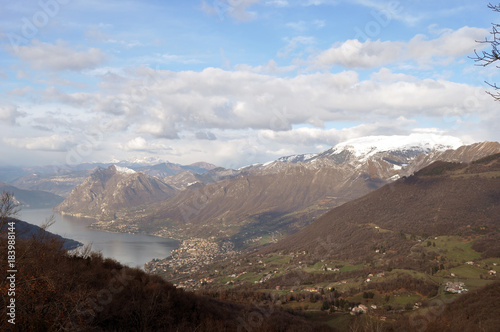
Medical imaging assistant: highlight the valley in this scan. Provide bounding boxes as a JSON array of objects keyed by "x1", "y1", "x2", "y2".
[
  {"x1": 4, "y1": 2, "x2": 500, "y2": 330},
  {"x1": 142, "y1": 151, "x2": 500, "y2": 329},
  {"x1": 54, "y1": 136, "x2": 500, "y2": 245},
  {"x1": 2, "y1": 136, "x2": 500, "y2": 331},
  {"x1": 139, "y1": 233, "x2": 500, "y2": 330}
]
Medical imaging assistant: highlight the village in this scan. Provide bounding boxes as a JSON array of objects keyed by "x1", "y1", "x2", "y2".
[{"x1": 144, "y1": 238, "x2": 239, "y2": 288}]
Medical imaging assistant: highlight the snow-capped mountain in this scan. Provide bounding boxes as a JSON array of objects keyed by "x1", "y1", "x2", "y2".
[
  {"x1": 109, "y1": 138, "x2": 500, "y2": 241},
  {"x1": 248, "y1": 134, "x2": 467, "y2": 181},
  {"x1": 9, "y1": 161, "x2": 217, "y2": 198},
  {"x1": 114, "y1": 165, "x2": 137, "y2": 175},
  {"x1": 276, "y1": 153, "x2": 318, "y2": 164},
  {"x1": 55, "y1": 134, "x2": 500, "y2": 242},
  {"x1": 55, "y1": 165, "x2": 177, "y2": 220},
  {"x1": 322, "y1": 133, "x2": 463, "y2": 160},
  {"x1": 273, "y1": 133, "x2": 464, "y2": 166}
]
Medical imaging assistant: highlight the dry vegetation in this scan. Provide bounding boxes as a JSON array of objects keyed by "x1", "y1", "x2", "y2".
[
  {"x1": 0, "y1": 230, "x2": 335, "y2": 331},
  {"x1": 264, "y1": 155, "x2": 500, "y2": 262}
]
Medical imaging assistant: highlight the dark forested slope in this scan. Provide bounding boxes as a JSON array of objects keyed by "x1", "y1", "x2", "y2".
[
  {"x1": 0, "y1": 233, "x2": 333, "y2": 331},
  {"x1": 264, "y1": 153, "x2": 500, "y2": 262}
]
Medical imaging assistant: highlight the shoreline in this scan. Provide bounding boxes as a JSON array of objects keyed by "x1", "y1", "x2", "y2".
[{"x1": 19, "y1": 208, "x2": 180, "y2": 269}]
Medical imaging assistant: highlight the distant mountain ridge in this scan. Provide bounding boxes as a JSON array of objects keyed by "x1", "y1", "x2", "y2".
[
  {"x1": 403, "y1": 140, "x2": 500, "y2": 175},
  {"x1": 64, "y1": 135, "x2": 500, "y2": 244},
  {"x1": 10, "y1": 169, "x2": 94, "y2": 197},
  {"x1": 1, "y1": 218, "x2": 82, "y2": 250},
  {"x1": 275, "y1": 133, "x2": 462, "y2": 165},
  {"x1": 262, "y1": 151, "x2": 500, "y2": 262},
  {"x1": 6, "y1": 161, "x2": 217, "y2": 197},
  {"x1": 54, "y1": 165, "x2": 178, "y2": 220},
  {"x1": 0, "y1": 182, "x2": 64, "y2": 209}
]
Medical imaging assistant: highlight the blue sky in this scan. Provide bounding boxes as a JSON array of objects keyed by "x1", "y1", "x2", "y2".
[{"x1": 0, "y1": 0, "x2": 499, "y2": 168}]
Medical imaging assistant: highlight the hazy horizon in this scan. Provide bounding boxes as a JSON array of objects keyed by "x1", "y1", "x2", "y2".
[{"x1": 1, "y1": 0, "x2": 499, "y2": 169}]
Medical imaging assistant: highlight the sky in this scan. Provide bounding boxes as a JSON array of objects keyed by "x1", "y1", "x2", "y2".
[{"x1": 0, "y1": 0, "x2": 499, "y2": 169}]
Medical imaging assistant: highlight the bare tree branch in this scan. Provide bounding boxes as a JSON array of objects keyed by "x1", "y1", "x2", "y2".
[
  {"x1": 0, "y1": 191, "x2": 20, "y2": 230},
  {"x1": 41, "y1": 214, "x2": 56, "y2": 231},
  {"x1": 470, "y1": 3, "x2": 500, "y2": 100}
]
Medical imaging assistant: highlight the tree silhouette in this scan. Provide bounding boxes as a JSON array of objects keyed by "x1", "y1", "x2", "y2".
[
  {"x1": 0, "y1": 191, "x2": 19, "y2": 229},
  {"x1": 471, "y1": 3, "x2": 500, "y2": 100}
]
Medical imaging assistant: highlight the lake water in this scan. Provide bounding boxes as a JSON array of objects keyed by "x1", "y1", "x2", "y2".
[{"x1": 18, "y1": 208, "x2": 179, "y2": 269}]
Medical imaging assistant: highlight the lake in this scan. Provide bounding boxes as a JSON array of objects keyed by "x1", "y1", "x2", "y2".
[{"x1": 18, "y1": 208, "x2": 179, "y2": 269}]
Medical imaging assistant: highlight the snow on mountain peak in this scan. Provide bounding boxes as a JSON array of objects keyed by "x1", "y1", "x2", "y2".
[
  {"x1": 332, "y1": 133, "x2": 463, "y2": 159},
  {"x1": 277, "y1": 153, "x2": 318, "y2": 164},
  {"x1": 114, "y1": 165, "x2": 136, "y2": 175}
]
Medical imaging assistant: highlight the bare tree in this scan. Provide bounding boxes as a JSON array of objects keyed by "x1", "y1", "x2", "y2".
[
  {"x1": 471, "y1": 3, "x2": 500, "y2": 100},
  {"x1": 72, "y1": 242, "x2": 94, "y2": 259},
  {"x1": 0, "y1": 191, "x2": 19, "y2": 230}
]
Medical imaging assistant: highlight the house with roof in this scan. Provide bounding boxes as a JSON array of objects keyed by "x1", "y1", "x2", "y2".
[{"x1": 444, "y1": 281, "x2": 467, "y2": 294}]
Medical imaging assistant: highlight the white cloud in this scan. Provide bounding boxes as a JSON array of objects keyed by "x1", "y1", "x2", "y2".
[
  {"x1": 0, "y1": 103, "x2": 24, "y2": 124},
  {"x1": 312, "y1": 27, "x2": 489, "y2": 69},
  {"x1": 3, "y1": 135, "x2": 74, "y2": 151},
  {"x1": 1, "y1": 1, "x2": 498, "y2": 169},
  {"x1": 286, "y1": 19, "x2": 325, "y2": 31},
  {"x1": 13, "y1": 40, "x2": 106, "y2": 71},
  {"x1": 407, "y1": 27, "x2": 487, "y2": 63},
  {"x1": 352, "y1": 0, "x2": 420, "y2": 26},
  {"x1": 37, "y1": 66, "x2": 493, "y2": 147},
  {"x1": 195, "y1": 131, "x2": 217, "y2": 140},
  {"x1": 42, "y1": 87, "x2": 95, "y2": 107},
  {"x1": 121, "y1": 137, "x2": 172, "y2": 152},
  {"x1": 124, "y1": 137, "x2": 148, "y2": 150},
  {"x1": 286, "y1": 21, "x2": 308, "y2": 31},
  {"x1": 278, "y1": 36, "x2": 316, "y2": 58},
  {"x1": 265, "y1": 0, "x2": 289, "y2": 7},
  {"x1": 85, "y1": 26, "x2": 143, "y2": 49},
  {"x1": 234, "y1": 59, "x2": 296, "y2": 74},
  {"x1": 300, "y1": 0, "x2": 339, "y2": 6},
  {"x1": 313, "y1": 19, "x2": 326, "y2": 29},
  {"x1": 258, "y1": 117, "x2": 416, "y2": 146},
  {"x1": 370, "y1": 68, "x2": 417, "y2": 83},
  {"x1": 202, "y1": 0, "x2": 260, "y2": 22},
  {"x1": 314, "y1": 39, "x2": 401, "y2": 69},
  {"x1": 8, "y1": 86, "x2": 34, "y2": 97},
  {"x1": 137, "y1": 122, "x2": 180, "y2": 139},
  {"x1": 134, "y1": 53, "x2": 204, "y2": 66}
]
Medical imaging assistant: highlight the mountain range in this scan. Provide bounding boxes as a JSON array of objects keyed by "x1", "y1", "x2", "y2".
[
  {"x1": 142, "y1": 151, "x2": 500, "y2": 331},
  {"x1": 54, "y1": 134, "x2": 500, "y2": 246},
  {"x1": 3, "y1": 134, "x2": 500, "y2": 331},
  {"x1": 1, "y1": 218, "x2": 81, "y2": 250},
  {"x1": 262, "y1": 151, "x2": 500, "y2": 262},
  {"x1": 2, "y1": 161, "x2": 217, "y2": 197},
  {"x1": 54, "y1": 165, "x2": 178, "y2": 220},
  {"x1": 0, "y1": 182, "x2": 64, "y2": 209}
]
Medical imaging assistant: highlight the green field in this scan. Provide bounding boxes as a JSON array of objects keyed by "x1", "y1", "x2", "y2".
[
  {"x1": 235, "y1": 271, "x2": 263, "y2": 283},
  {"x1": 391, "y1": 293, "x2": 422, "y2": 306},
  {"x1": 462, "y1": 278, "x2": 495, "y2": 290},
  {"x1": 325, "y1": 314, "x2": 355, "y2": 330},
  {"x1": 340, "y1": 264, "x2": 364, "y2": 272},
  {"x1": 426, "y1": 236, "x2": 481, "y2": 262},
  {"x1": 263, "y1": 254, "x2": 292, "y2": 265},
  {"x1": 449, "y1": 265, "x2": 485, "y2": 279}
]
